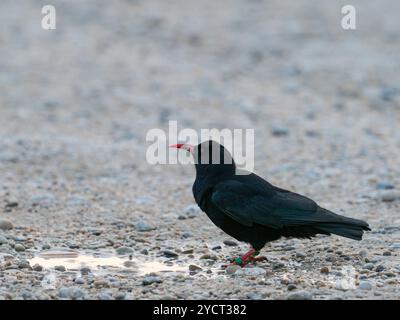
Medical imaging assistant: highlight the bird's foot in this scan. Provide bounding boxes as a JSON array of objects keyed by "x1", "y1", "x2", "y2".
[{"x1": 224, "y1": 249, "x2": 265, "y2": 268}]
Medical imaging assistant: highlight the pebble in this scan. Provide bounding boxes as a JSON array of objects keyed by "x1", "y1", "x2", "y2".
[
  {"x1": 114, "y1": 292, "x2": 126, "y2": 300},
  {"x1": 223, "y1": 240, "x2": 238, "y2": 246},
  {"x1": 163, "y1": 249, "x2": 179, "y2": 258},
  {"x1": 390, "y1": 243, "x2": 400, "y2": 249},
  {"x1": 182, "y1": 248, "x2": 194, "y2": 254},
  {"x1": 32, "y1": 264, "x2": 43, "y2": 272},
  {"x1": 200, "y1": 253, "x2": 218, "y2": 261},
  {"x1": 18, "y1": 260, "x2": 31, "y2": 269},
  {"x1": 142, "y1": 276, "x2": 162, "y2": 286},
  {"x1": 358, "y1": 250, "x2": 368, "y2": 257},
  {"x1": 272, "y1": 127, "x2": 289, "y2": 137},
  {"x1": 382, "y1": 251, "x2": 391, "y2": 256},
  {"x1": 376, "y1": 182, "x2": 395, "y2": 190},
  {"x1": 235, "y1": 267, "x2": 265, "y2": 276},
  {"x1": 286, "y1": 290, "x2": 313, "y2": 300},
  {"x1": 75, "y1": 277, "x2": 85, "y2": 284},
  {"x1": 97, "y1": 292, "x2": 112, "y2": 300},
  {"x1": 375, "y1": 265, "x2": 385, "y2": 272},
  {"x1": 358, "y1": 281, "x2": 373, "y2": 291},
  {"x1": 362, "y1": 263, "x2": 374, "y2": 270},
  {"x1": 287, "y1": 284, "x2": 297, "y2": 291},
  {"x1": 94, "y1": 280, "x2": 110, "y2": 288},
  {"x1": 58, "y1": 287, "x2": 82, "y2": 300},
  {"x1": 55, "y1": 265, "x2": 66, "y2": 272},
  {"x1": 0, "y1": 235, "x2": 8, "y2": 245},
  {"x1": 380, "y1": 191, "x2": 400, "y2": 202},
  {"x1": 184, "y1": 204, "x2": 202, "y2": 218},
  {"x1": 189, "y1": 264, "x2": 202, "y2": 272},
  {"x1": 0, "y1": 219, "x2": 13, "y2": 231},
  {"x1": 225, "y1": 265, "x2": 241, "y2": 275},
  {"x1": 140, "y1": 248, "x2": 149, "y2": 255},
  {"x1": 14, "y1": 243, "x2": 25, "y2": 252},
  {"x1": 181, "y1": 232, "x2": 192, "y2": 238},
  {"x1": 116, "y1": 246, "x2": 133, "y2": 255},
  {"x1": 80, "y1": 267, "x2": 91, "y2": 275},
  {"x1": 320, "y1": 266, "x2": 330, "y2": 274},
  {"x1": 295, "y1": 251, "x2": 306, "y2": 259},
  {"x1": 135, "y1": 220, "x2": 155, "y2": 232}
]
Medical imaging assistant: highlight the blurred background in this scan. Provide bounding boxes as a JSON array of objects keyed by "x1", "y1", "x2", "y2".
[{"x1": 0, "y1": 0, "x2": 399, "y2": 300}]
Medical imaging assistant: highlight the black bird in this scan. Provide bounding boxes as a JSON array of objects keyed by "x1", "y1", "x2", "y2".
[{"x1": 171, "y1": 140, "x2": 370, "y2": 266}]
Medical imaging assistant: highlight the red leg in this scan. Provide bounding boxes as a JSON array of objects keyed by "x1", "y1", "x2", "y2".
[{"x1": 230, "y1": 248, "x2": 264, "y2": 267}]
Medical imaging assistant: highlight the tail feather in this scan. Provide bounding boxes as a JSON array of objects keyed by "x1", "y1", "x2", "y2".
[{"x1": 315, "y1": 212, "x2": 371, "y2": 241}]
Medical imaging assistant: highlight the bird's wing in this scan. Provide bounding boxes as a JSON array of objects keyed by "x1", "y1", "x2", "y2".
[
  {"x1": 211, "y1": 180, "x2": 334, "y2": 229},
  {"x1": 210, "y1": 180, "x2": 283, "y2": 228}
]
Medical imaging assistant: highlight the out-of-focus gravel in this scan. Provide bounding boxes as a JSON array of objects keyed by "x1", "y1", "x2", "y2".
[{"x1": 0, "y1": 0, "x2": 399, "y2": 300}]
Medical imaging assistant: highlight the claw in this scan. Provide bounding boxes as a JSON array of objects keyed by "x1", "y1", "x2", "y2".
[{"x1": 223, "y1": 248, "x2": 266, "y2": 268}]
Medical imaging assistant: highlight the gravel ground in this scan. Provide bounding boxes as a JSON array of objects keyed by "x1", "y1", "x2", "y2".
[{"x1": 0, "y1": 0, "x2": 400, "y2": 300}]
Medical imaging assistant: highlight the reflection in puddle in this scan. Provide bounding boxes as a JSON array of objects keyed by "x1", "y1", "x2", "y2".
[{"x1": 29, "y1": 249, "x2": 188, "y2": 275}]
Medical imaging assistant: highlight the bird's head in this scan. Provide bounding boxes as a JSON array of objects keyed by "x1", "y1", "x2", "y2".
[{"x1": 170, "y1": 140, "x2": 235, "y2": 178}]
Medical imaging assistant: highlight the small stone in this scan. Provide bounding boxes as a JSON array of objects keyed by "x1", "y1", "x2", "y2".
[
  {"x1": 140, "y1": 248, "x2": 149, "y2": 255},
  {"x1": 358, "y1": 281, "x2": 372, "y2": 290},
  {"x1": 162, "y1": 250, "x2": 179, "y2": 258},
  {"x1": 380, "y1": 191, "x2": 400, "y2": 202},
  {"x1": 142, "y1": 276, "x2": 162, "y2": 286},
  {"x1": 123, "y1": 260, "x2": 135, "y2": 267},
  {"x1": 375, "y1": 265, "x2": 385, "y2": 272},
  {"x1": 181, "y1": 232, "x2": 192, "y2": 238},
  {"x1": 376, "y1": 182, "x2": 395, "y2": 190},
  {"x1": 0, "y1": 235, "x2": 8, "y2": 245},
  {"x1": 14, "y1": 244, "x2": 25, "y2": 252},
  {"x1": 359, "y1": 250, "x2": 368, "y2": 257},
  {"x1": 114, "y1": 292, "x2": 126, "y2": 300},
  {"x1": 382, "y1": 251, "x2": 391, "y2": 256},
  {"x1": 18, "y1": 260, "x2": 31, "y2": 269},
  {"x1": 32, "y1": 264, "x2": 43, "y2": 272},
  {"x1": 70, "y1": 288, "x2": 86, "y2": 300},
  {"x1": 184, "y1": 204, "x2": 201, "y2": 218},
  {"x1": 295, "y1": 251, "x2": 306, "y2": 259},
  {"x1": 97, "y1": 292, "x2": 112, "y2": 300},
  {"x1": 286, "y1": 290, "x2": 313, "y2": 300},
  {"x1": 75, "y1": 277, "x2": 85, "y2": 284},
  {"x1": 362, "y1": 263, "x2": 374, "y2": 270},
  {"x1": 67, "y1": 242, "x2": 80, "y2": 249},
  {"x1": 21, "y1": 290, "x2": 32, "y2": 300},
  {"x1": 135, "y1": 220, "x2": 155, "y2": 232},
  {"x1": 42, "y1": 244, "x2": 51, "y2": 250},
  {"x1": 116, "y1": 246, "x2": 133, "y2": 255},
  {"x1": 94, "y1": 280, "x2": 110, "y2": 288},
  {"x1": 272, "y1": 262, "x2": 285, "y2": 270},
  {"x1": 58, "y1": 287, "x2": 70, "y2": 298},
  {"x1": 390, "y1": 243, "x2": 400, "y2": 249},
  {"x1": 320, "y1": 266, "x2": 330, "y2": 274},
  {"x1": 223, "y1": 240, "x2": 238, "y2": 246},
  {"x1": 189, "y1": 264, "x2": 202, "y2": 272},
  {"x1": 287, "y1": 284, "x2": 297, "y2": 291},
  {"x1": 0, "y1": 219, "x2": 13, "y2": 231},
  {"x1": 80, "y1": 267, "x2": 91, "y2": 275},
  {"x1": 225, "y1": 265, "x2": 241, "y2": 275},
  {"x1": 272, "y1": 127, "x2": 289, "y2": 137},
  {"x1": 55, "y1": 265, "x2": 66, "y2": 272},
  {"x1": 182, "y1": 248, "x2": 194, "y2": 254},
  {"x1": 235, "y1": 267, "x2": 265, "y2": 276},
  {"x1": 200, "y1": 254, "x2": 218, "y2": 260}
]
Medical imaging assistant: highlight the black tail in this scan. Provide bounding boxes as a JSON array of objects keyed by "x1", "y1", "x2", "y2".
[{"x1": 315, "y1": 209, "x2": 371, "y2": 241}]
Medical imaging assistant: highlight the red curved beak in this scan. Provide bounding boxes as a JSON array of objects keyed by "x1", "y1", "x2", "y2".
[{"x1": 169, "y1": 143, "x2": 194, "y2": 153}]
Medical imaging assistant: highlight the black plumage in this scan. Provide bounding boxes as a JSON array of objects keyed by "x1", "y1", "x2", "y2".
[{"x1": 175, "y1": 140, "x2": 370, "y2": 258}]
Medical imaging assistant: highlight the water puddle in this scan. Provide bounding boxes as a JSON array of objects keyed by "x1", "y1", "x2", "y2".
[{"x1": 29, "y1": 249, "x2": 188, "y2": 275}]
